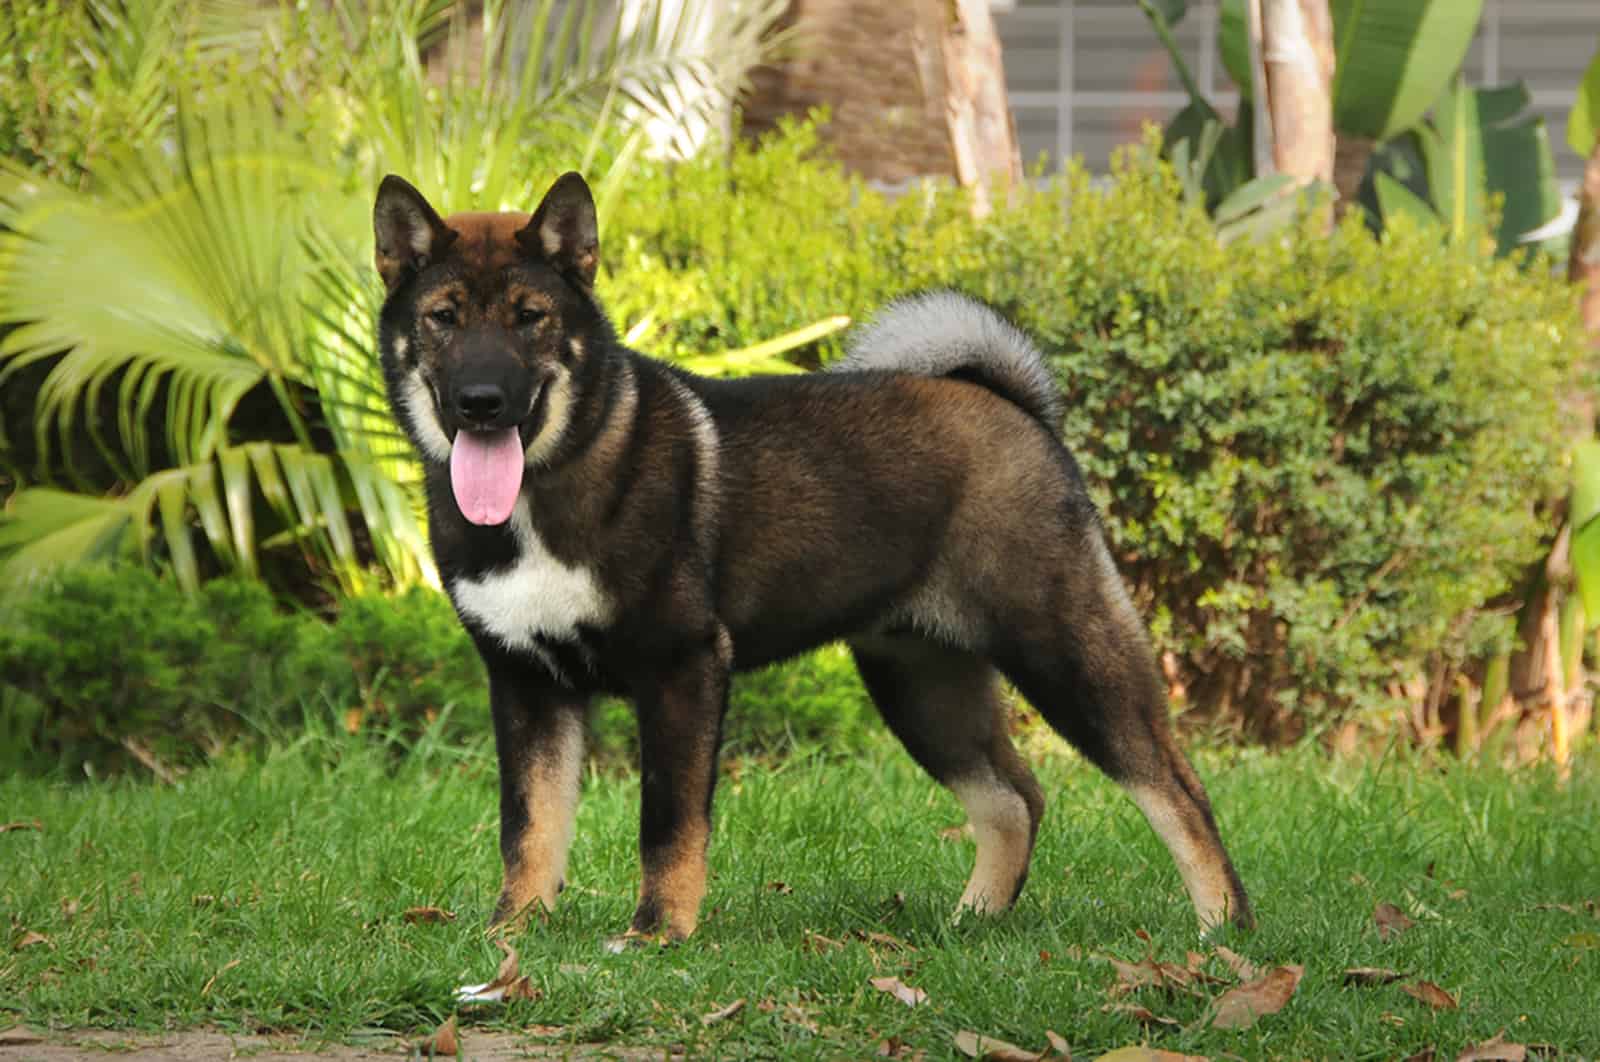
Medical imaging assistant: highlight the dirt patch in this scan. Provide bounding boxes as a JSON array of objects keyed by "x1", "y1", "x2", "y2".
[{"x1": 0, "y1": 1027, "x2": 678, "y2": 1060}]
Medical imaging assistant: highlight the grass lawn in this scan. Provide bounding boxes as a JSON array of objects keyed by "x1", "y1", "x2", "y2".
[{"x1": 2, "y1": 723, "x2": 1598, "y2": 1060}]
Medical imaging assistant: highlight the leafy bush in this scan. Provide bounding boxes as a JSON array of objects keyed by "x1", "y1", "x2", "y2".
[
  {"x1": 0, "y1": 566, "x2": 880, "y2": 775},
  {"x1": 606, "y1": 126, "x2": 1582, "y2": 736}
]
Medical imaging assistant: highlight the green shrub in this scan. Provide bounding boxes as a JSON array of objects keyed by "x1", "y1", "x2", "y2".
[
  {"x1": 605, "y1": 126, "x2": 1582, "y2": 736},
  {"x1": 0, "y1": 566, "x2": 882, "y2": 774}
]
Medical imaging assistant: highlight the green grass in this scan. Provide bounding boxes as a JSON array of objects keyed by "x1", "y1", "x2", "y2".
[{"x1": 2, "y1": 723, "x2": 1598, "y2": 1060}]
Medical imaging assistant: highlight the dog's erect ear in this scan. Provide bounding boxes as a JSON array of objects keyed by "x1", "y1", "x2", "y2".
[
  {"x1": 373, "y1": 175, "x2": 456, "y2": 293},
  {"x1": 518, "y1": 172, "x2": 599, "y2": 288}
]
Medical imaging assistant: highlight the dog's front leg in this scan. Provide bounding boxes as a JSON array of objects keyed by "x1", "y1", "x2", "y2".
[
  {"x1": 487, "y1": 661, "x2": 588, "y2": 929},
  {"x1": 627, "y1": 628, "x2": 732, "y2": 942}
]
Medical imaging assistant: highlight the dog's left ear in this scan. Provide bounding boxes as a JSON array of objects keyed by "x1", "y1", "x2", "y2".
[{"x1": 519, "y1": 172, "x2": 599, "y2": 288}]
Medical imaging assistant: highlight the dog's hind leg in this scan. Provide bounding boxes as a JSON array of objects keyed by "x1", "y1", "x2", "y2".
[
  {"x1": 850, "y1": 638, "x2": 1045, "y2": 917},
  {"x1": 997, "y1": 531, "x2": 1253, "y2": 932}
]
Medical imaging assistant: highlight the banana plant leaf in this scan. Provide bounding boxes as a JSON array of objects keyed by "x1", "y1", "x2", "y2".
[
  {"x1": 1570, "y1": 440, "x2": 1600, "y2": 621},
  {"x1": 1412, "y1": 80, "x2": 1560, "y2": 254},
  {"x1": 1329, "y1": 0, "x2": 1484, "y2": 140},
  {"x1": 1570, "y1": 47, "x2": 1600, "y2": 158}
]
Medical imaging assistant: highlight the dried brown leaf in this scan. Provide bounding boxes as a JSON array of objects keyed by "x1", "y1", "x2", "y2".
[
  {"x1": 200, "y1": 958, "x2": 240, "y2": 996},
  {"x1": 939, "y1": 824, "x2": 973, "y2": 842},
  {"x1": 1044, "y1": 1030, "x2": 1072, "y2": 1059},
  {"x1": 766, "y1": 881, "x2": 793, "y2": 894},
  {"x1": 780, "y1": 1003, "x2": 818, "y2": 1033},
  {"x1": 803, "y1": 930, "x2": 845, "y2": 953},
  {"x1": 403, "y1": 906, "x2": 456, "y2": 924},
  {"x1": 13, "y1": 930, "x2": 50, "y2": 952},
  {"x1": 0, "y1": 821, "x2": 42, "y2": 834},
  {"x1": 700, "y1": 998, "x2": 746, "y2": 1026},
  {"x1": 856, "y1": 929, "x2": 916, "y2": 952},
  {"x1": 1101, "y1": 1002, "x2": 1180, "y2": 1028},
  {"x1": 419, "y1": 1015, "x2": 458, "y2": 1056},
  {"x1": 1343, "y1": 966, "x2": 1407, "y2": 986},
  {"x1": 878, "y1": 1036, "x2": 917, "y2": 1058},
  {"x1": 1093, "y1": 1049, "x2": 1209, "y2": 1062},
  {"x1": 456, "y1": 939, "x2": 541, "y2": 1004},
  {"x1": 1212, "y1": 945, "x2": 1259, "y2": 982},
  {"x1": 952, "y1": 1029, "x2": 1041, "y2": 1061},
  {"x1": 1399, "y1": 980, "x2": 1458, "y2": 1010},
  {"x1": 1402, "y1": 1048, "x2": 1435, "y2": 1062},
  {"x1": 870, "y1": 975, "x2": 928, "y2": 1008},
  {"x1": 1375, "y1": 901, "x2": 1416, "y2": 941},
  {"x1": 1207, "y1": 964, "x2": 1304, "y2": 1029},
  {"x1": 1456, "y1": 1035, "x2": 1528, "y2": 1062},
  {"x1": 1102, "y1": 956, "x2": 1199, "y2": 998}
]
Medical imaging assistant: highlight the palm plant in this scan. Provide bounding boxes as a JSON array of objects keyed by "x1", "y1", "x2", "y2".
[{"x1": 0, "y1": 0, "x2": 789, "y2": 594}]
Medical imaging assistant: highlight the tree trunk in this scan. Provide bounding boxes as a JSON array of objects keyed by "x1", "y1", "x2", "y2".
[
  {"x1": 939, "y1": 0, "x2": 1022, "y2": 219},
  {"x1": 1570, "y1": 138, "x2": 1600, "y2": 346},
  {"x1": 1332, "y1": 134, "x2": 1375, "y2": 219},
  {"x1": 1260, "y1": 0, "x2": 1334, "y2": 187},
  {"x1": 1244, "y1": 0, "x2": 1274, "y2": 180}
]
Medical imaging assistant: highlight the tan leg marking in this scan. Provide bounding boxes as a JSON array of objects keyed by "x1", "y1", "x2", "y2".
[
  {"x1": 1128, "y1": 782, "x2": 1236, "y2": 931},
  {"x1": 497, "y1": 713, "x2": 584, "y2": 924},
  {"x1": 950, "y1": 774, "x2": 1034, "y2": 917},
  {"x1": 637, "y1": 818, "x2": 711, "y2": 940}
]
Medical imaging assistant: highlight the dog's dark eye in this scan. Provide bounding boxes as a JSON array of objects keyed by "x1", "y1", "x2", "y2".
[
  {"x1": 517, "y1": 306, "x2": 545, "y2": 327},
  {"x1": 429, "y1": 307, "x2": 457, "y2": 328}
]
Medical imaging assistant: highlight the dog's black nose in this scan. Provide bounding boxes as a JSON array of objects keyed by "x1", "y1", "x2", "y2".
[{"x1": 455, "y1": 384, "x2": 506, "y2": 425}]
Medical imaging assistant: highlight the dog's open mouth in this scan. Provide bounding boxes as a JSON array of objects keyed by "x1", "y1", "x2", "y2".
[
  {"x1": 447, "y1": 378, "x2": 551, "y2": 527},
  {"x1": 450, "y1": 427, "x2": 523, "y2": 526}
]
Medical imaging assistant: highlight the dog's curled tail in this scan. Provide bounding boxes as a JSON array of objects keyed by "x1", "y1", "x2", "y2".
[{"x1": 834, "y1": 291, "x2": 1062, "y2": 429}]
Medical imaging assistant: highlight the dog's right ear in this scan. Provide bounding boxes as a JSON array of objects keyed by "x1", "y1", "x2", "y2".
[{"x1": 373, "y1": 176, "x2": 456, "y2": 293}]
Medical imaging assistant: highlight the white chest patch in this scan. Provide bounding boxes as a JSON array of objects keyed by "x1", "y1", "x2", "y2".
[{"x1": 449, "y1": 501, "x2": 611, "y2": 657}]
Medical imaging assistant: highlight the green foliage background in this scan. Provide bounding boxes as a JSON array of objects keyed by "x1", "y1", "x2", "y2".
[{"x1": 0, "y1": 5, "x2": 1587, "y2": 756}]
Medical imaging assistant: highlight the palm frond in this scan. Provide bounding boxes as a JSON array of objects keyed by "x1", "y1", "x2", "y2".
[{"x1": 0, "y1": 443, "x2": 434, "y2": 593}]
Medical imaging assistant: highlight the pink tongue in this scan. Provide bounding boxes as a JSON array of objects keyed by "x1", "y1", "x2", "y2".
[{"x1": 450, "y1": 428, "x2": 524, "y2": 526}]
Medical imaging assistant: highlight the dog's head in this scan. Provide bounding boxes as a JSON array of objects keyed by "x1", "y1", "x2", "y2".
[{"x1": 372, "y1": 172, "x2": 603, "y2": 525}]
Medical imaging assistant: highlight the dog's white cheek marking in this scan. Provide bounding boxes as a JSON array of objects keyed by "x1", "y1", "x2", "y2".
[
  {"x1": 399, "y1": 370, "x2": 452, "y2": 464},
  {"x1": 525, "y1": 368, "x2": 577, "y2": 468},
  {"x1": 449, "y1": 500, "x2": 611, "y2": 658},
  {"x1": 950, "y1": 775, "x2": 1033, "y2": 917}
]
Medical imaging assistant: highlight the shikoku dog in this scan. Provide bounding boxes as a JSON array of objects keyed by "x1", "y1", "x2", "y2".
[{"x1": 371, "y1": 171, "x2": 1253, "y2": 942}]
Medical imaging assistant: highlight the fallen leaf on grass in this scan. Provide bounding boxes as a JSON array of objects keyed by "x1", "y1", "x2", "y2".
[
  {"x1": 1206, "y1": 964, "x2": 1304, "y2": 1029},
  {"x1": 403, "y1": 906, "x2": 456, "y2": 925},
  {"x1": 877, "y1": 1035, "x2": 923, "y2": 1059},
  {"x1": 1404, "y1": 1048, "x2": 1436, "y2": 1062},
  {"x1": 856, "y1": 929, "x2": 916, "y2": 952},
  {"x1": 456, "y1": 940, "x2": 541, "y2": 1003},
  {"x1": 1103, "y1": 956, "x2": 1201, "y2": 998},
  {"x1": 1045, "y1": 1030, "x2": 1071, "y2": 1058},
  {"x1": 1399, "y1": 980, "x2": 1458, "y2": 1010},
  {"x1": 700, "y1": 998, "x2": 745, "y2": 1026},
  {"x1": 939, "y1": 824, "x2": 973, "y2": 842},
  {"x1": 1101, "y1": 1002, "x2": 1180, "y2": 1028},
  {"x1": 780, "y1": 1003, "x2": 819, "y2": 1033},
  {"x1": 0, "y1": 821, "x2": 42, "y2": 834},
  {"x1": 952, "y1": 1029, "x2": 1042, "y2": 1060},
  {"x1": 1456, "y1": 1035, "x2": 1528, "y2": 1062},
  {"x1": 1212, "y1": 946, "x2": 1259, "y2": 982},
  {"x1": 12, "y1": 930, "x2": 50, "y2": 952},
  {"x1": 200, "y1": 958, "x2": 240, "y2": 996},
  {"x1": 1343, "y1": 967, "x2": 1407, "y2": 986},
  {"x1": 870, "y1": 975, "x2": 927, "y2": 1008},
  {"x1": 418, "y1": 1015, "x2": 458, "y2": 1056},
  {"x1": 766, "y1": 881, "x2": 793, "y2": 894},
  {"x1": 1375, "y1": 902, "x2": 1416, "y2": 941},
  {"x1": 803, "y1": 931, "x2": 846, "y2": 953},
  {"x1": 1094, "y1": 1048, "x2": 1208, "y2": 1062}
]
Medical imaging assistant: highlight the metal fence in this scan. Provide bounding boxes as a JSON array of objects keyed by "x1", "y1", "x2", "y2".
[{"x1": 994, "y1": 0, "x2": 1597, "y2": 182}]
